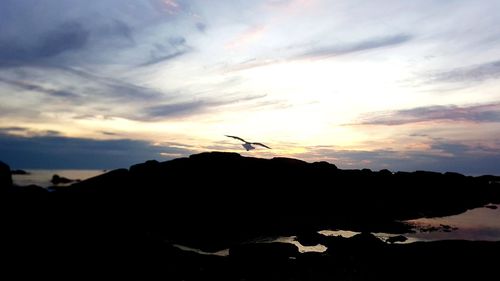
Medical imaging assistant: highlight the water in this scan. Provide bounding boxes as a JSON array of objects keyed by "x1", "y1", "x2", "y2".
[
  {"x1": 173, "y1": 236, "x2": 327, "y2": 257},
  {"x1": 404, "y1": 204, "x2": 500, "y2": 241},
  {"x1": 320, "y1": 204, "x2": 500, "y2": 243},
  {"x1": 262, "y1": 236, "x2": 328, "y2": 253},
  {"x1": 12, "y1": 169, "x2": 105, "y2": 188}
]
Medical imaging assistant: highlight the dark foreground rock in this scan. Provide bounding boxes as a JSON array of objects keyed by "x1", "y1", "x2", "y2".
[
  {"x1": 0, "y1": 161, "x2": 12, "y2": 188},
  {"x1": 3, "y1": 152, "x2": 500, "y2": 280}
]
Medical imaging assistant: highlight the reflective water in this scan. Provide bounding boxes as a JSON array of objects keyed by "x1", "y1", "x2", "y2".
[
  {"x1": 404, "y1": 204, "x2": 500, "y2": 241},
  {"x1": 320, "y1": 204, "x2": 500, "y2": 243},
  {"x1": 12, "y1": 169, "x2": 104, "y2": 188}
]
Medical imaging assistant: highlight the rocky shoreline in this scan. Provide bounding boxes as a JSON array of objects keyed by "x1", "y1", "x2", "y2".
[{"x1": 2, "y1": 152, "x2": 500, "y2": 280}]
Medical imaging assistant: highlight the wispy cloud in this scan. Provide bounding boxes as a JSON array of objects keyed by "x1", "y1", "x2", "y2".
[
  {"x1": 430, "y1": 60, "x2": 500, "y2": 83},
  {"x1": 0, "y1": 77, "x2": 80, "y2": 99},
  {"x1": 297, "y1": 34, "x2": 412, "y2": 59},
  {"x1": 228, "y1": 33, "x2": 412, "y2": 72},
  {"x1": 352, "y1": 102, "x2": 500, "y2": 126},
  {"x1": 140, "y1": 35, "x2": 191, "y2": 66},
  {"x1": 139, "y1": 94, "x2": 269, "y2": 121},
  {"x1": 139, "y1": 50, "x2": 189, "y2": 67}
]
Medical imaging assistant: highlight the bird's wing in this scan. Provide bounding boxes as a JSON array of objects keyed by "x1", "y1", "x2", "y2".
[
  {"x1": 251, "y1": 142, "x2": 271, "y2": 149},
  {"x1": 225, "y1": 135, "x2": 247, "y2": 143}
]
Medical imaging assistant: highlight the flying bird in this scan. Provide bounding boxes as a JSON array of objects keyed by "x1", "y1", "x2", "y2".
[{"x1": 225, "y1": 135, "x2": 271, "y2": 151}]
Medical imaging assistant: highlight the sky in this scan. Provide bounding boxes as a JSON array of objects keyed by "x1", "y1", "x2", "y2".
[{"x1": 1, "y1": 0, "x2": 500, "y2": 173}]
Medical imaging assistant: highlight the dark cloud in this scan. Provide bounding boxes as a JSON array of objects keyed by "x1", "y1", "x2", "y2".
[
  {"x1": 0, "y1": 76, "x2": 80, "y2": 99},
  {"x1": 101, "y1": 131, "x2": 119, "y2": 136},
  {"x1": 139, "y1": 36, "x2": 191, "y2": 66},
  {"x1": 298, "y1": 34, "x2": 412, "y2": 59},
  {"x1": 0, "y1": 21, "x2": 89, "y2": 63},
  {"x1": 0, "y1": 132, "x2": 192, "y2": 169},
  {"x1": 168, "y1": 36, "x2": 187, "y2": 47},
  {"x1": 431, "y1": 60, "x2": 500, "y2": 83},
  {"x1": 140, "y1": 50, "x2": 190, "y2": 66},
  {"x1": 195, "y1": 22, "x2": 207, "y2": 33},
  {"x1": 0, "y1": 66, "x2": 165, "y2": 113},
  {"x1": 144, "y1": 101, "x2": 205, "y2": 119},
  {"x1": 38, "y1": 22, "x2": 89, "y2": 58},
  {"x1": 106, "y1": 20, "x2": 134, "y2": 42},
  {"x1": 352, "y1": 102, "x2": 500, "y2": 126},
  {"x1": 0, "y1": 127, "x2": 28, "y2": 133},
  {"x1": 52, "y1": 66, "x2": 163, "y2": 102},
  {"x1": 0, "y1": 0, "x2": 184, "y2": 67}
]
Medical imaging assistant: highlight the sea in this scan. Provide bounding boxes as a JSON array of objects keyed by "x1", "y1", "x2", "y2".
[{"x1": 12, "y1": 169, "x2": 104, "y2": 188}]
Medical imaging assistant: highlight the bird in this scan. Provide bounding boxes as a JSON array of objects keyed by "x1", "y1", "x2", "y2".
[{"x1": 225, "y1": 135, "x2": 271, "y2": 151}]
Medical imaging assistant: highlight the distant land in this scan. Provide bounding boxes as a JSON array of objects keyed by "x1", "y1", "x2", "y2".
[{"x1": 2, "y1": 152, "x2": 500, "y2": 280}]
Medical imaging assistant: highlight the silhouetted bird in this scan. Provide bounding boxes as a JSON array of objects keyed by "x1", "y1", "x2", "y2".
[{"x1": 225, "y1": 135, "x2": 271, "y2": 151}]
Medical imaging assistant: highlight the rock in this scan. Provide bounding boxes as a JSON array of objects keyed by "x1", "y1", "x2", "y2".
[
  {"x1": 485, "y1": 204, "x2": 498, "y2": 209},
  {"x1": 378, "y1": 169, "x2": 393, "y2": 177},
  {"x1": 11, "y1": 169, "x2": 30, "y2": 175},
  {"x1": 9, "y1": 184, "x2": 48, "y2": 194},
  {"x1": 1, "y1": 161, "x2": 13, "y2": 188},
  {"x1": 296, "y1": 231, "x2": 325, "y2": 246},
  {"x1": 51, "y1": 174, "x2": 77, "y2": 185},
  {"x1": 386, "y1": 235, "x2": 407, "y2": 244},
  {"x1": 229, "y1": 242, "x2": 299, "y2": 261}
]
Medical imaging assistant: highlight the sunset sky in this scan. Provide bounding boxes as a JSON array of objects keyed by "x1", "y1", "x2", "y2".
[{"x1": 1, "y1": 0, "x2": 500, "y2": 173}]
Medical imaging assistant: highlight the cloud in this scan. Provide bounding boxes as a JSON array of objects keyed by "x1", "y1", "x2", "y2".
[
  {"x1": 0, "y1": 0, "x2": 187, "y2": 67},
  {"x1": 352, "y1": 102, "x2": 500, "y2": 126},
  {"x1": 38, "y1": 22, "x2": 90, "y2": 58},
  {"x1": 138, "y1": 35, "x2": 192, "y2": 66},
  {"x1": 297, "y1": 34, "x2": 412, "y2": 59},
  {"x1": 0, "y1": 65, "x2": 166, "y2": 117},
  {"x1": 0, "y1": 131, "x2": 192, "y2": 169},
  {"x1": 139, "y1": 94, "x2": 269, "y2": 120},
  {"x1": 143, "y1": 101, "x2": 206, "y2": 119},
  {"x1": 139, "y1": 50, "x2": 189, "y2": 66},
  {"x1": 299, "y1": 142, "x2": 500, "y2": 176},
  {"x1": 0, "y1": 21, "x2": 89, "y2": 63},
  {"x1": 430, "y1": 59, "x2": 500, "y2": 83},
  {"x1": 0, "y1": 77, "x2": 80, "y2": 99},
  {"x1": 106, "y1": 20, "x2": 134, "y2": 42},
  {"x1": 228, "y1": 34, "x2": 412, "y2": 72},
  {"x1": 0, "y1": 127, "x2": 28, "y2": 134},
  {"x1": 195, "y1": 22, "x2": 207, "y2": 33}
]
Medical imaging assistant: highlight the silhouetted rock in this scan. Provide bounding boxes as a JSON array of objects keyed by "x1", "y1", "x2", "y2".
[
  {"x1": 350, "y1": 232, "x2": 385, "y2": 246},
  {"x1": 378, "y1": 169, "x2": 392, "y2": 177},
  {"x1": 4, "y1": 151, "x2": 500, "y2": 280},
  {"x1": 11, "y1": 169, "x2": 29, "y2": 175},
  {"x1": 386, "y1": 235, "x2": 407, "y2": 244},
  {"x1": 230, "y1": 242, "x2": 299, "y2": 261},
  {"x1": 0, "y1": 161, "x2": 12, "y2": 188},
  {"x1": 65, "y1": 168, "x2": 130, "y2": 193},
  {"x1": 485, "y1": 204, "x2": 498, "y2": 209},
  {"x1": 296, "y1": 231, "x2": 324, "y2": 246},
  {"x1": 8, "y1": 184, "x2": 47, "y2": 194},
  {"x1": 51, "y1": 174, "x2": 77, "y2": 185}
]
